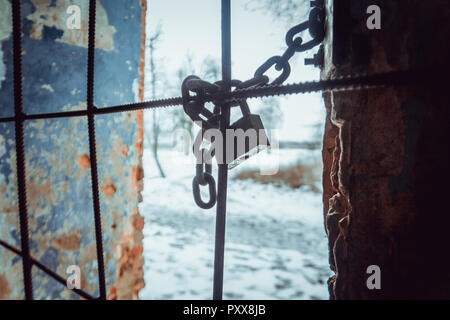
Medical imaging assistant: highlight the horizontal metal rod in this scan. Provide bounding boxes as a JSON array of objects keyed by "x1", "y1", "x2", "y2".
[
  {"x1": 97, "y1": 96, "x2": 183, "y2": 114},
  {"x1": 0, "y1": 98, "x2": 184, "y2": 123},
  {"x1": 0, "y1": 70, "x2": 424, "y2": 123},
  {"x1": 26, "y1": 110, "x2": 89, "y2": 120},
  {"x1": 0, "y1": 239, "x2": 96, "y2": 300},
  {"x1": 0, "y1": 116, "x2": 15, "y2": 123}
]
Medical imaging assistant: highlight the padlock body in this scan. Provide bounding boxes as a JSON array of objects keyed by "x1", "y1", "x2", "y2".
[{"x1": 227, "y1": 114, "x2": 270, "y2": 169}]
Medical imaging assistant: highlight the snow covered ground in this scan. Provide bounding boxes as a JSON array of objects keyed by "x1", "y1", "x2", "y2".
[{"x1": 138, "y1": 147, "x2": 331, "y2": 300}]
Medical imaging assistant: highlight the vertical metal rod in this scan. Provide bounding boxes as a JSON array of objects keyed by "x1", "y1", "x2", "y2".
[
  {"x1": 87, "y1": 0, "x2": 107, "y2": 300},
  {"x1": 12, "y1": 0, "x2": 33, "y2": 300},
  {"x1": 213, "y1": 0, "x2": 231, "y2": 300}
]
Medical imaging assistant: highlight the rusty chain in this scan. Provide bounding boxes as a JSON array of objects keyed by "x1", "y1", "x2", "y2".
[{"x1": 181, "y1": 1, "x2": 326, "y2": 209}]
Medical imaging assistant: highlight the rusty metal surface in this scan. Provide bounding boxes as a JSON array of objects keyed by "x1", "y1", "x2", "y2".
[
  {"x1": 322, "y1": 0, "x2": 450, "y2": 299},
  {"x1": 0, "y1": 0, "x2": 144, "y2": 299}
]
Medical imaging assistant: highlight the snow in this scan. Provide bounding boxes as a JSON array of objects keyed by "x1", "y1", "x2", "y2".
[
  {"x1": 139, "y1": 0, "x2": 330, "y2": 301},
  {"x1": 138, "y1": 147, "x2": 332, "y2": 300}
]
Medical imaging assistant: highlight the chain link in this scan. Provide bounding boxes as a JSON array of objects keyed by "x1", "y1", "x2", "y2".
[{"x1": 192, "y1": 145, "x2": 216, "y2": 209}]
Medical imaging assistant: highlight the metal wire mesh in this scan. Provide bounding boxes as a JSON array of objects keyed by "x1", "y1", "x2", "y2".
[{"x1": 0, "y1": 0, "x2": 104, "y2": 300}]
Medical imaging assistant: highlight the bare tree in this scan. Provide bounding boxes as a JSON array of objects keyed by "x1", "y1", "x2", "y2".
[
  {"x1": 200, "y1": 56, "x2": 220, "y2": 82},
  {"x1": 257, "y1": 97, "x2": 283, "y2": 130},
  {"x1": 244, "y1": 0, "x2": 309, "y2": 24},
  {"x1": 146, "y1": 24, "x2": 165, "y2": 177},
  {"x1": 171, "y1": 53, "x2": 195, "y2": 144}
]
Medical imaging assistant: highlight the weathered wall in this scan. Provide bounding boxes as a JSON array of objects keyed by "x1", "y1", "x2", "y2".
[
  {"x1": 322, "y1": 0, "x2": 450, "y2": 299},
  {"x1": 0, "y1": 0, "x2": 145, "y2": 299}
]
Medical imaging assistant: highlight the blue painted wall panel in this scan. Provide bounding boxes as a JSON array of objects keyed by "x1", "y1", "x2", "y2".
[{"x1": 0, "y1": 0, "x2": 145, "y2": 299}]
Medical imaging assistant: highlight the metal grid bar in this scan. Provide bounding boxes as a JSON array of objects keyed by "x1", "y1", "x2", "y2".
[
  {"x1": 86, "y1": 0, "x2": 107, "y2": 300},
  {"x1": 0, "y1": 239, "x2": 95, "y2": 300},
  {"x1": 212, "y1": 0, "x2": 231, "y2": 300},
  {"x1": 0, "y1": 0, "x2": 107, "y2": 300},
  {"x1": 0, "y1": 0, "x2": 419, "y2": 301},
  {"x1": 11, "y1": 0, "x2": 33, "y2": 300}
]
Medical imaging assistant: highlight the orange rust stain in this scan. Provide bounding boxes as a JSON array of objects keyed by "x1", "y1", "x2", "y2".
[
  {"x1": 132, "y1": 214, "x2": 145, "y2": 231},
  {"x1": 130, "y1": 245, "x2": 143, "y2": 259},
  {"x1": 122, "y1": 145, "x2": 129, "y2": 157},
  {"x1": 115, "y1": 243, "x2": 145, "y2": 299},
  {"x1": 131, "y1": 166, "x2": 144, "y2": 187},
  {"x1": 52, "y1": 229, "x2": 82, "y2": 251},
  {"x1": 1, "y1": 206, "x2": 17, "y2": 214},
  {"x1": 26, "y1": 174, "x2": 55, "y2": 210},
  {"x1": 105, "y1": 1, "x2": 146, "y2": 300},
  {"x1": 102, "y1": 183, "x2": 117, "y2": 197},
  {"x1": 136, "y1": 117, "x2": 143, "y2": 159},
  {"x1": 29, "y1": 23, "x2": 39, "y2": 38},
  {"x1": 108, "y1": 286, "x2": 117, "y2": 300},
  {"x1": 0, "y1": 274, "x2": 12, "y2": 299},
  {"x1": 111, "y1": 211, "x2": 122, "y2": 231},
  {"x1": 123, "y1": 234, "x2": 132, "y2": 243},
  {"x1": 77, "y1": 154, "x2": 91, "y2": 169},
  {"x1": 113, "y1": 139, "x2": 129, "y2": 158},
  {"x1": 136, "y1": 0, "x2": 146, "y2": 162},
  {"x1": 134, "y1": 279, "x2": 145, "y2": 298}
]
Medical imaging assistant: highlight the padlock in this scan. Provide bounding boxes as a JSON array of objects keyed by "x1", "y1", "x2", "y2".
[{"x1": 227, "y1": 100, "x2": 270, "y2": 169}]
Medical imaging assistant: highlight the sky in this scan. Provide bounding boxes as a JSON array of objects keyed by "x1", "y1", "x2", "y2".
[{"x1": 144, "y1": 0, "x2": 325, "y2": 142}]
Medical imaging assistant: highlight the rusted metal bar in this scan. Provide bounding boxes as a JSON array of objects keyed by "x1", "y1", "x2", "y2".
[
  {"x1": 96, "y1": 97, "x2": 183, "y2": 113},
  {"x1": 0, "y1": 240, "x2": 95, "y2": 300},
  {"x1": 12, "y1": 0, "x2": 33, "y2": 300},
  {"x1": 86, "y1": 0, "x2": 107, "y2": 300},
  {"x1": 0, "y1": 116, "x2": 15, "y2": 123},
  {"x1": 0, "y1": 70, "x2": 423, "y2": 126},
  {"x1": 213, "y1": 0, "x2": 231, "y2": 301},
  {"x1": 25, "y1": 110, "x2": 88, "y2": 120}
]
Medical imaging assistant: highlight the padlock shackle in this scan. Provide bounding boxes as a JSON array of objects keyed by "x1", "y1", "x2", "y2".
[{"x1": 238, "y1": 100, "x2": 251, "y2": 116}]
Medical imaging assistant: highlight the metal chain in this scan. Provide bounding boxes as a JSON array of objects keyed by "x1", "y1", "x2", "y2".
[
  {"x1": 181, "y1": 1, "x2": 327, "y2": 209},
  {"x1": 192, "y1": 144, "x2": 217, "y2": 209},
  {"x1": 238, "y1": 0, "x2": 325, "y2": 87},
  {"x1": 210, "y1": 69, "x2": 421, "y2": 103},
  {"x1": 181, "y1": 0, "x2": 327, "y2": 117},
  {"x1": 182, "y1": 76, "x2": 223, "y2": 209}
]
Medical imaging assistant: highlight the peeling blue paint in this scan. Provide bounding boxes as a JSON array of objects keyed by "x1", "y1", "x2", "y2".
[{"x1": 0, "y1": 0, "x2": 144, "y2": 299}]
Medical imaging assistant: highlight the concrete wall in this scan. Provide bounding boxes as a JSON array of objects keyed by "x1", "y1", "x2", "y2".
[
  {"x1": 0, "y1": 0, "x2": 146, "y2": 299},
  {"x1": 322, "y1": 0, "x2": 450, "y2": 299}
]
